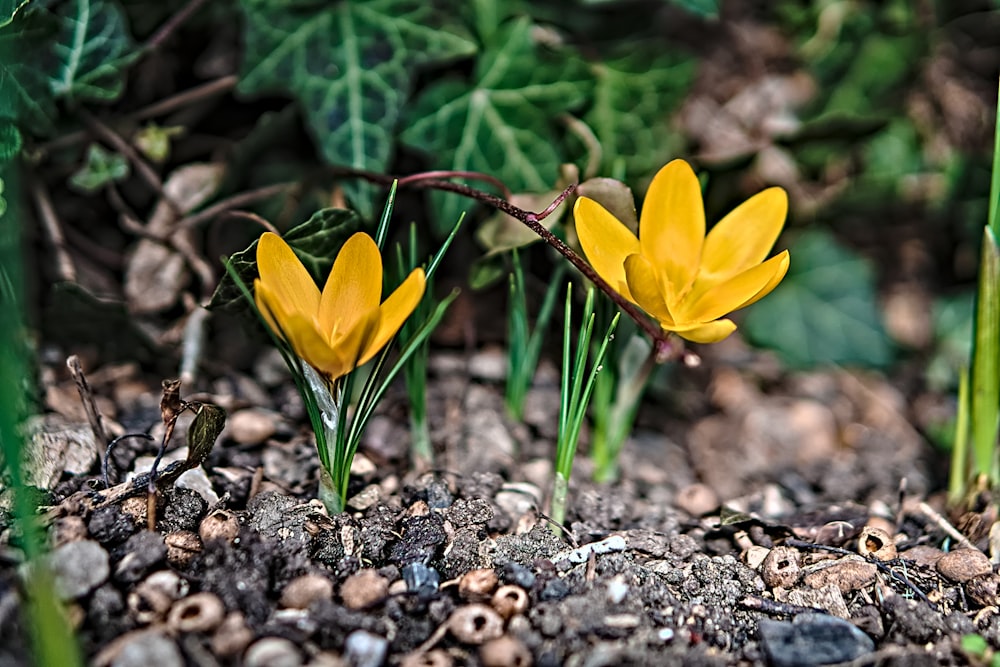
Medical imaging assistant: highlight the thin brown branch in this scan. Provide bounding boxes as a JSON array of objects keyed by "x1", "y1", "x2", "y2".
[
  {"x1": 29, "y1": 178, "x2": 76, "y2": 282},
  {"x1": 328, "y1": 165, "x2": 680, "y2": 360},
  {"x1": 222, "y1": 210, "x2": 281, "y2": 235},
  {"x1": 177, "y1": 182, "x2": 297, "y2": 231},
  {"x1": 397, "y1": 170, "x2": 513, "y2": 199},
  {"x1": 134, "y1": 75, "x2": 238, "y2": 121},
  {"x1": 66, "y1": 356, "x2": 110, "y2": 461},
  {"x1": 38, "y1": 76, "x2": 238, "y2": 155},
  {"x1": 144, "y1": 0, "x2": 211, "y2": 51}
]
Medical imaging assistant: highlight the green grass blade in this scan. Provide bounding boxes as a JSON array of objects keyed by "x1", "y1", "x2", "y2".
[
  {"x1": 1, "y1": 169, "x2": 83, "y2": 666},
  {"x1": 971, "y1": 226, "x2": 1000, "y2": 480},
  {"x1": 949, "y1": 366, "x2": 971, "y2": 505}
]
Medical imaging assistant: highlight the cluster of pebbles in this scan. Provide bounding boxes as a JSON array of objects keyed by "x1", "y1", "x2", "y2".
[{"x1": 5, "y1": 465, "x2": 1000, "y2": 667}]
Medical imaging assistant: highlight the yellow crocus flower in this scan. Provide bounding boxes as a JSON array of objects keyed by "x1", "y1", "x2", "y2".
[
  {"x1": 574, "y1": 159, "x2": 790, "y2": 344},
  {"x1": 254, "y1": 231, "x2": 426, "y2": 380}
]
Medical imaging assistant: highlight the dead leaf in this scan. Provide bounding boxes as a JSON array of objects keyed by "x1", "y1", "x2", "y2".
[{"x1": 125, "y1": 163, "x2": 225, "y2": 314}]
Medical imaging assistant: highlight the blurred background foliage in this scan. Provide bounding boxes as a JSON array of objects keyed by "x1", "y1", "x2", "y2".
[{"x1": 0, "y1": 0, "x2": 998, "y2": 386}]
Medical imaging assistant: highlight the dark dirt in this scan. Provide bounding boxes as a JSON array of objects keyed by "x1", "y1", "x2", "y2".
[{"x1": 2, "y1": 345, "x2": 997, "y2": 667}]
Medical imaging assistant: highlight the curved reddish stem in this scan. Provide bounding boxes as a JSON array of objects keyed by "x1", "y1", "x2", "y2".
[{"x1": 330, "y1": 166, "x2": 681, "y2": 362}]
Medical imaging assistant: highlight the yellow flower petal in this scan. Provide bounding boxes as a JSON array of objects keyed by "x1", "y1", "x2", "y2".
[
  {"x1": 282, "y1": 311, "x2": 353, "y2": 379},
  {"x1": 684, "y1": 251, "x2": 790, "y2": 323},
  {"x1": 574, "y1": 197, "x2": 639, "y2": 302},
  {"x1": 669, "y1": 319, "x2": 737, "y2": 344},
  {"x1": 256, "y1": 232, "x2": 320, "y2": 320},
  {"x1": 253, "y1": 278, "x2": 284, "y2": 339},
  {"x1": 329, "y1": 308, "x2": 381, "y2": 378},
  {"x1": 623, "y1": 254, "x2": 674, "y2": 325},
  {"x1": 319, "y1": 232, "x2": 382, "y2": 336},
  {"x1": 359, "y1": 268, "x2": 426, "y2": 367},
  {"x1": 701, "y1": 187, "x2": 788, "y2": 282},
  {"x1": 730, "y1": 249, "x2": 790, "y2": 310},
  {"x1": 639, "y1": 160, "x2": 705, "y2": 296}
]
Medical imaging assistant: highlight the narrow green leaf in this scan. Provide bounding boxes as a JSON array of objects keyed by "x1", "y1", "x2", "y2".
[
  {"x1": 238, "y1": 0, "x2": 476, "y2": 218},
  {"x1": 971, "y1": 227, "x2": 1000, "y2": 478},
  {"x1": 49, "y1": 0, "x2": 135, "y2": 104},
  {"x1": 743, "y1": 230, "x2": 893, "y2": 368},
  {"x1": 401, "y1": 17, "x2": 592, "y2": 232}
]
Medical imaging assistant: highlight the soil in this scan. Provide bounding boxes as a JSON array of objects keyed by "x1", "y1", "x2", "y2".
[{"x1": 2, "y1": 340, "x2": 996, "y2": 667}]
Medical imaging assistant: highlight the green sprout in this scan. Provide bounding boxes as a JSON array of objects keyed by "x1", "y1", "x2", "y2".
[
  {"x1": 952, "y1": 85, "x2": 1000, "y2": 501},
  {"x1": 550, "y1": 285, "x2": 619, "y2": 534},
  {"x1": 505, "y1": 248, "x2": 566, "y2": 421}
]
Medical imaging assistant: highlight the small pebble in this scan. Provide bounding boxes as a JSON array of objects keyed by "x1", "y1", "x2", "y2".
[
  {"x1": 164, "y1": 531, "x2": 202, "y2": 568},
  {"x1": 966, "y1": 573, "x2": 1000, "y2": 607},
  {"x1": 129, "y1": 571, "x2": 188, "y2": 625},
  {"x1": 281, "y1": 574, "x2": 334, "y2": 609},
  {"x1": 344, "y1": 630, "x2": 388, "y2": 667},
  {"x1": 199, "y1": 509, "x2": 240, "y2": 543},
  {"x1": 400, "y1": 649, "x2": 451, "y2": 667},
  {"x1": 480, "y1": 635, "x2": 533, "y2": 667},
  {"x1": 759, "y1": 613, "x2": 874, "y2": 667},
  {"x1": 606, "y1": 575, "x2": 630, "y2": 605},
  {"x1": 900, "y1": 545, "x2": 944, "y2": 568},
  {"x1": 115, "y1": 531, "x2": 166, "y2": 583},
  {"x1": 539, "y1": 578, "x2": 570, "y2": 602},
  {"x1": 857, "y1": 526, "x2": 896, "y2": 561},
  {"x1": 167, "y1": 592, "x2": 225, "y2": 634},
  {"x1": 936, "y1": 549, "x2": 992, "y2": 583},
  {"x1": 501, "y1": 562, "x2": 535, "y2": 589},
  {"x1": 403, "y1": 562, "x2": 440, "y2": 599},
  {"x1": 244, "y1": 637, "x2": 303, "y2": 667},
  {"x1": 227, "y1": 408, "x2": 279, "y2": 445},
  {"x1": 675, "y1": 483, "x2": 719, "y2": 517},
  {"x1": 212, "y1": 612, "x2": 254, "y2": 658},
  {"x1": 491, "y1": 585, "x2": 529, "y2": 619},
  {"x1": 449, "y1": 604, "x2": 504, "y2": 644},
  {"x1": 48, "y1": 539, "x2": 110, "y2": 599},
  {"x1": 802, "y1": 559, "x2": 877, "y2": 594},
  {"x1": 340, "y1": 569, "x2": 389, "y2": 610},
  {"x1": 551, "y1": 535, "x2": 627, "y2": 565},
  {"x1": 110, "y1": 630, "x2": 183, "y2": 667},
  {"x1": 760, "y1": 546, "x2": 801, "y2": 589},
  {"x1": 459, "y1": 568, "x2": 498, "y2": 601}
]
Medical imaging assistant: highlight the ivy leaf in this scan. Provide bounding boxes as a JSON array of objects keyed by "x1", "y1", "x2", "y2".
[
  {"x1": 48, "y1": 0, "x2": 136, "y2": 104},
  {"x1": 742, "y1": 230, "x2": 894, "y2": 368},
  {"x1": 0, "y1": 7, "x2": 58, "y2": 135},
  {"x1": 666, "y1": 0, "x2": 718, "y2": 17},
  {"x1": 401, "y1": 16, "x2": 592, "y2": 234},
  {"x1": 210, "y1": 208, "x2": 362, "y2": 312},
  {"x1": 0, "y1": 0, "x2": 32, "y2": 27},
  {"x1": 585, "y1": 49, "x2": 693, "y2": 179},
  {"x1": 238, "y1": 0, "x2": 477, "y2": 219}
]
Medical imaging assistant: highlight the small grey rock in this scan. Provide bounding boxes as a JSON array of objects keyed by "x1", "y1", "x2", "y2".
[
  {"x1": 344, "y1": 630, "x2": 388, "y2": 667},
  {"x1": 759, "y1": 613, "x2": 875, "y2": 667},
  {"x1": 111, "y1": 630, "x2": 183, "y2": 667},
  {"x1": 48, "y1": 539, "x2": 110, "y2": 599}
]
